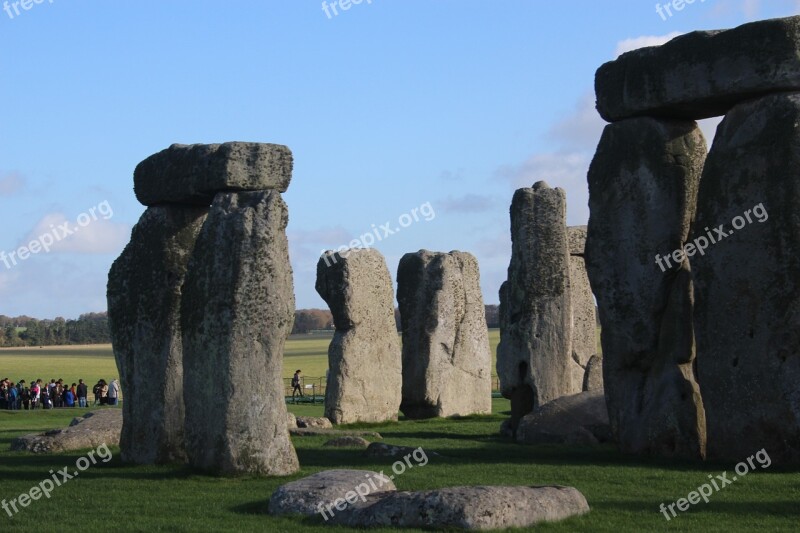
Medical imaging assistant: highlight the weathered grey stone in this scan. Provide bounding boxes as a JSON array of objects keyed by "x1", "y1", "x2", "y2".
[
  {"x1": 568, "y1": 226, "x2": 598, "y2": 392},
  {"x1": 316, "y1": 248, "x2": 402, "y2": 425},
  {"x1": 596, "y1": 16, "x2": 800, "y2": 121},
  {"x1": 296, "y1": 416, "x2": 333, "y2": 429},
  {"x1": 108, "y1": 206, "x2": 207, "y2": 464},
  {"x1": 397, "y1": 250, "x2": 492, "y2": 419},
  {"x1": 567, "y1": 225, "x2": 587, "y2": 256},
  {"x1": 329, "y1": 485, "x2": 590, "y2": 530},
  {"x1": 11, "y1": 410, "x2": 121, "y2": 453},
  {"x1": 287, "y1": 412, "x2": 297, "y2": 429},
  {"x1": 586, "y1": 117, "x2": 707, "y2": 459},
  {"x1": 516, "y1": 391, "x2": 610, "y2": 446},
  {"x1": 134, "y1": 142, "x2": 293, "y2": 206},
  {"x1": 582, "y1": 355, "x2": 603, "y2": 393},
  {"x1": 363, "y1": 442, "x2": 431, "y2": 459},
  {"x1": 497, "y1": 182, "x2": 573, "y2": 426},
  {"x1": 289, "y1": 428, "x2": 382, "y2": 439},
  {"x1": 181, "y1": 190, "x2": 298, "y2": 475},
  {"x1": 268, "y1": 470, "x2": 397, "y2": 517},
  {"x1": 324, "y1": 436, "x2": 371, "y2": 448},
  {"x1": 692, "y1": 92, "x2": 800, "y2": 464}
]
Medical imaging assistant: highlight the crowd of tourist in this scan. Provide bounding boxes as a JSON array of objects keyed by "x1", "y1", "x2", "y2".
[{"x1": 0, "y1": 377, "x2": 120, "y2": 410}]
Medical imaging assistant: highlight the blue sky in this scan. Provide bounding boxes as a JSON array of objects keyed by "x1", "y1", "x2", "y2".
[{"x1": 1, "y1": 0, "x2": 798, "y2": 318}]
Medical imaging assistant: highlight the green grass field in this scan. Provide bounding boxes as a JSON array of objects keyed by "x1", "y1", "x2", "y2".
[{"x1": 2, "y1": 330, "x2": 798, "y2": 532}]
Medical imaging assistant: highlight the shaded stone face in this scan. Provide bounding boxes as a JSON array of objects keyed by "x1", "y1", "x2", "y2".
[
  {"x1": 108, "y1": 205, "x2": 208, "y2": 465},
  {"x1": 567, "y1": 226, "x2": 598, "y2": 393},
  {"x1": 396, "y1": 250, "x2": 492, "y2": 419},
  {"x1": 595, "y1": 16, "x2": 800, "y2": 121},
  {"x1": 585, "y1": 117, "x2": 707, "y2": 459},
  {"x1": 181, "y1": 190, "x2": 299, "y2": 476},
  {"x1": 497, "y1": 182, "x2": 573, "y2": 426},
  {"x1": 134, "y1": 142, "x2": 293, "y2": 206},
  {"x1": 316, "y1": 248, "x2": 402, "y2": 425},
  {"x1": 692, "y1": 92, "x2": 800, "y2": 465}
]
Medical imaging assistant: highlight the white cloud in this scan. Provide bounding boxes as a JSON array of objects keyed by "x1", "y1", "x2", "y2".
[
  {"x1": 548, "y1": 92, "x2": 607, "y2": 152},
  {"x1": 440, "y1": 194, "x2": 497, "y2": 214},
  {"x1": 615, "y1": 31, "x2": 683, "y2": 57},
  {"x1": 19, "y1": 212, "x2": 130, "y2": 254},
  {"x1": 0, "y1": 172, "x2": 25, "y2": 196}
]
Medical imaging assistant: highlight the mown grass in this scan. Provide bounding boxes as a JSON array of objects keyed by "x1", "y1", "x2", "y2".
[
  {"x1": 3, "y1": 331, "x2": 797, "y2": 532},
  {"x1": 1, "y1": 401, "x2": 798, "y2": 532}
]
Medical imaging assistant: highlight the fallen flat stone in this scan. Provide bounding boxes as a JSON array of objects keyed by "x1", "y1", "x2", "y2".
[
  {"x1": 11, "y1": 410, "x2": 122, "y2": 453},
  {"x1": 324, "y1": 436, "x2": 371, "y2": 448},
  {"x1": 134, "y1": 142, "x2": 293, "y2": 206},
  {"x1": 268, "y1": 469, "x2": 397, "y2": 517},
  {"x1": 289, "y1": 428, "x2": 383, "y2": 439},
  {"x1": 363, "y1": 442, "x2": 432, "y2": 459},
  {"x1": 692, "y1": 92, "x2": 800, "y2": 464},
  {"x1": 516, "y1": 391, "x2": 610, "y2": 446},
  {"x1": 296, "y1": 416, "x2": 333, "y2": 429},
  {"x1": 329, "y1": 485, "x2": 590, "y2": 530},
  {"x1": 595, "y1": 16, "x2": 800, "y2": 121}
]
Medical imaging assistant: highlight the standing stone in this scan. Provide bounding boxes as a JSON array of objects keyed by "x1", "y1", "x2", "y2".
[
  {"x1": 693, "y1": 93, "x2": 800, "y2": 464},
  {"x1": 582, "y1": 355, "x2": 603, "y2": 393},
  {"x1": 134, "y1": 142, "x2": 293, "y2": 206},
  {"x1": 108, "y1": 206, "x2": 207, "y2": 464},
  {"x1": 595, "y1": 16, "x2": 800, "y2": 121},
  {"x1": 396, "y1": 250, "x2": 492, "y2": 419},
  {"x1": 567, "y1": 226, "x2": 598, "y2": 393},
  {"x1": 497, "y1": 182, "x2": 573, "y2": 427},
  {"x1": 316, "y1": 248, "x2": 402, "y2": 425},
  {"x1": 585, "y1": 117, "x2": 707, "y2": 459},
  {"x1": 181, "y1": 190, "x2": 299, "y2": 475}
]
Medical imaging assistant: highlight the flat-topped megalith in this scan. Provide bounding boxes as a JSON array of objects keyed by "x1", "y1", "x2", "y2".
[
  {"x1": 134, "y1": 142, "x2": 293, "y2": 206},
  {"x1": 596, "y1": 16, "x2": 800, "y2": 121},
  {"x1": 397, "y1": 250, "x2": 492, "y2": 419}
]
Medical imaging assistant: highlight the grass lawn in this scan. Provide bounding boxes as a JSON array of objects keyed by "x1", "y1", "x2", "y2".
[
  {"x1": 1, "y1": 401, "x2": 798, "y2": 532},
  {"x1": 2, "y1": 330, "x2": 797, "y2": 531}
]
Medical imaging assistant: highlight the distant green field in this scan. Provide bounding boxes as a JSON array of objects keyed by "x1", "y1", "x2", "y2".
[{"x1": 0, "y1": 329, "x2": 503, "y2": 390}]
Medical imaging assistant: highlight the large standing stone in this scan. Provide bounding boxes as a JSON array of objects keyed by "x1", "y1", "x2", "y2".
[
  {"x1": 692, "y1": 93, "x2": 800, "y2": 464},
  {"x1": 316, "y1": 248, "x2": 402, "y2": 425},
  {"x1": 108, "y1": 206, "x2": 207, "y2": 464},
  {"x1": 586, "y1": 117, "x2": 707, "y2": 459},
  {"x1": 497, "y1": 182, "x2": 573, "y2": 426},
  {"x1": 134, "y1": 142, "x2": 293, "y2": 206},
  {"x1": 567, "y1": 226, "x2": 598, "y2": 392},
  {"x1": 181, "y1": 190, "x2": 299, "y2": 475},
  {"x1": 595, "y1": 16, "x2": 800, "y2": 121},
  {"x1": 396, "y1": 250, "x2": 492, "y2": 419}
]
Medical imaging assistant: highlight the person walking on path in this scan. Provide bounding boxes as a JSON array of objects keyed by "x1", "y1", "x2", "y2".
[{"x1": 291, "y1": 370, "x2": 303, "y2": 399}]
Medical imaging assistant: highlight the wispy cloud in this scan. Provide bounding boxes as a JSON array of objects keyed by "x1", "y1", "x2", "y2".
[
  {"x1": 20, "y1": 213, "x2": 130, "y2": 254},
  {"x1": 440, "y1": 194, "x2": 497, "y2": 214},
  {"x1": 0, "y1": 172, "x2": 25, "y2": 196},
  {"x1": 615, "y1": 31, "x2": 683, "y2": 57}
]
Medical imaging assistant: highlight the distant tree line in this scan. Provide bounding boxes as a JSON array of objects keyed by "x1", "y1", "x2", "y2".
[
  {"x1": 0, "y1": 305, "x2": 503, "y2": 346},
  {"x1": 0, "y1": 313, "x2": 111, "y2": 347}
]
